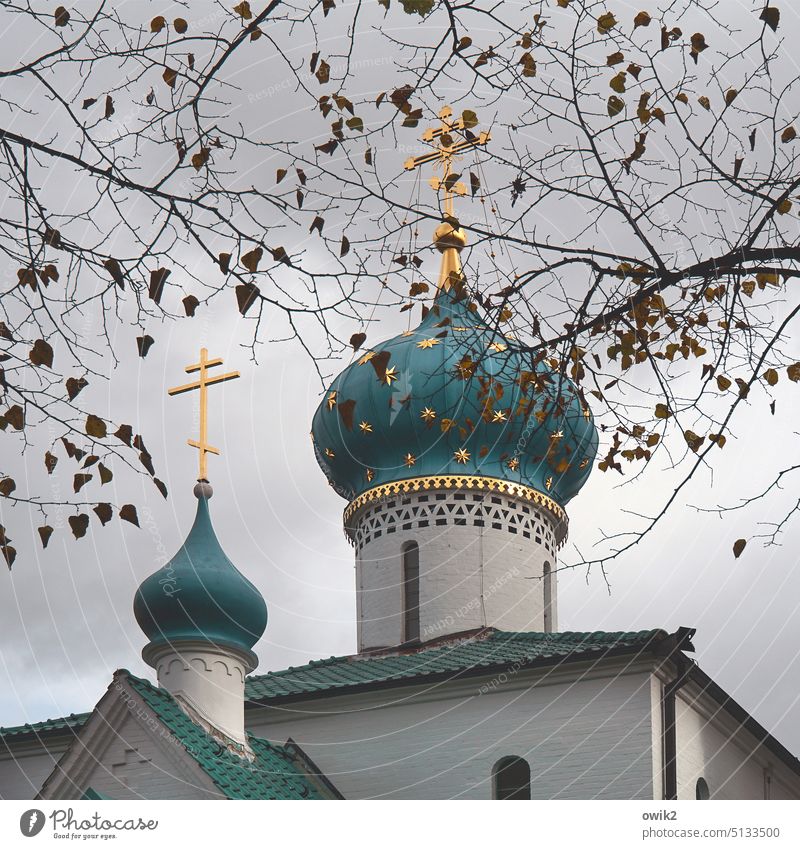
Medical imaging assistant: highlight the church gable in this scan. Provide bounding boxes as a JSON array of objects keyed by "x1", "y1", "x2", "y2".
[
  {"x1": 39, "y1": 673, "x2": 219, "y2": 800},
  {"x1": 38, "y1": 671, "x2": 333, "y2": 800}
]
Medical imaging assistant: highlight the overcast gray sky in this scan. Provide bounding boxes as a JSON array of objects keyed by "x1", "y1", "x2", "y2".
[{"x1": 1, "y1": 0, "x2": 799, "y2": 760}]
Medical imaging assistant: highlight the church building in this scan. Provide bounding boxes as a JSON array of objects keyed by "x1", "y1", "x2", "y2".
[{"x1": 2, "y1": 110, "x2": 799, "y2": 802}]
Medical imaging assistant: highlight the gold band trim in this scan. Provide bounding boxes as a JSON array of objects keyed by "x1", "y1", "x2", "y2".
[{"x1": 343, "y1": 474, "x2": 568, "y2": 544}]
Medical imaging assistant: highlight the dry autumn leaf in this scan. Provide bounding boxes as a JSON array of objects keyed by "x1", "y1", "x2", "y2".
[
  {"x1": 684, "y1": 430, "x2": 704, "y2": 452},
  {"x1": 119, "y1": 504, "x2": 140, "y2": 526},
  {"x1": 241, "y1": 247, "x2": 263, "y2": 273},
  {"x1": 608, "y1": 95, "x2": 625, "y2": 117},
  {"x1": 86, "y1": 414, "x2": 107, "y2": 439},
  {"x1": 597, "y1": 12, "x2": 617, "y2": 34},
  {"x1": 38, "y1": 526, "x2": 54, "y2": 548},
  {"x1": 94, "y1": 503, "x2": 113, "y2": 526},
  {"x1": 30, "y1": 339, "x2": 54, "y2": 368},
  {"x1": 68, "y1": 514, "x2": 90, "y2": 539},
  {"x1": 183, "y1": 295, "x2": 199, "y2": 317},
  {"x1": 73, "y1": 473, "x2": 92, "y2": 494},
  {"x1": 136, "y1": 335, "x2": 154, "y2": 357},
  {"x1": 66, "y1": 377, "x2": 88, "y2": 400},
  {"x1": 759, "y1": 6, "x2": 780, "y2": 32},
  {"x1": 191, "y1": 147, "x2": 210, "y2": 171},
  {"x1": 236, "y1": 283, "x2": 259, "y2": 315}
]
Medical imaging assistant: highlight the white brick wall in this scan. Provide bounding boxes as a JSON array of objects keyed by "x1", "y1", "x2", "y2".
[
  {"x1": 247, "y1": 662, "x2": 656, "y2": 799},
  {"x1": 0, "y1": 743, "x2": 69, "y2": 800},
  {"x1": 673, "y1": 681, "x2": 800, "y2": 800},
  {"x1": 355, "y1": 490, "x2": 559, "y2": 650}
]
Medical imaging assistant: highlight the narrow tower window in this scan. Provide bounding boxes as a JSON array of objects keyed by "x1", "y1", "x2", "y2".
[
  {"x1": 543, "y1": 561, "x2": 553, "y2": 633},
  {"x1": 493, "y1": 756, "x2": 531, "y2": 800},
  {"x1": 695, "y1": 777, "x2": 710, "y2": 800},
  {"x1": 402, "y1": 541, "x2": 420, "y2": 643}
]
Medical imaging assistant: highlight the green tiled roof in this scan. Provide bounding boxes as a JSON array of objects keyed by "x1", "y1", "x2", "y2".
[
  {"x1": 1, "y1": 631, "x2": 664, "y2": 747},
  {"x1": 0, "y1": 712, "x2": 90, "y2": 740},
  {"x1": 245, "y1": 629, "x2": 665, "y2": 702},
  {"x1": 123, "y1": 672, "x2": 325, "y2": 799}
]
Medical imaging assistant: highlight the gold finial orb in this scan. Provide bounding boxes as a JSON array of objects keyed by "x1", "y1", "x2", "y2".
[{"x1": 434, "y1": 221, "x2": 468, "y2": 253}]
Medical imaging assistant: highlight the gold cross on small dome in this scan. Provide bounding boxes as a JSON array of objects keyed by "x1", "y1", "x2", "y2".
[{"x1": 168, "y1": 347, "x2": 240, "y2": 481}]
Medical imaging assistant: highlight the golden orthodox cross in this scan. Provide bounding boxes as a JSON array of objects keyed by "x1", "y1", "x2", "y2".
[
  {"x1": 168, "y1": 347, "x2": 240, "y2": 480},
  {"x1": 403, "y1": 105, "x2": 491, "y2": 218}
]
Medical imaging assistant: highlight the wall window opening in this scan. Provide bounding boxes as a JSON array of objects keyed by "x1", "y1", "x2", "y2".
[
  {"x1": 543, "y1": 561, "x2": 552, "y2": 633},
  {"x1": 493, "y1": 756, "x2": 531, "y2": 800},
  {"x1": 403, "y1": 541, "x2": 420, "y2": 643}
]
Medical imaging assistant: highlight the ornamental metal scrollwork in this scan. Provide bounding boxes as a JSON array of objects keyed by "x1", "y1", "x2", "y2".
[{"x1": 343, "y1": 474, "x2": 568, "y2": 544}]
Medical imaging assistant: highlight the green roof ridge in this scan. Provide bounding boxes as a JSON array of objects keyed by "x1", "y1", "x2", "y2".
[
  {"x1": 245, "y1": 629, "x2": 665, "y2": 702},
  {"x1": 0, "y1": 711, "x2": 91, "y2": 738}
]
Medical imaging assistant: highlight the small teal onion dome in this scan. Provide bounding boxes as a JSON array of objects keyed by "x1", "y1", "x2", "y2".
[
  {"x1": 311, "y1": 289, "x2": 598, "y2": 509},
  {"x1": 134, "y1": 484, "x2": 267, "y2": 657}
]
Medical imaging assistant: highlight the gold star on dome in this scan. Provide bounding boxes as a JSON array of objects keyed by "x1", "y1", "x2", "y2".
[
  {"x1": 420, "y1": 407, "x2": 437, "y2": 424},
  {"x1": 359, "y1": 420, "x2": 373, "y2": 433},
  {"x1": 326, "y1": 391, "x2": 337, "y2": 411},
  {"x1": 504, "y1": 332, "x2": 516, "y2": 340},
  {"x1": 550, "y1": 429, "x2": 564, "y2": 440},
  {"x1": 579, "y1": 457, "x2": 590, "y2": 469},
  {"x1": 545, "y1": 475, "x2": 553, "y2": 490},
  {"x1": 383, "y1": 366, "x2": 399, "y2": 385},
  {"x1": 358, "y1": 351, "x2": 376, "y2": 366},
  {"x1": 453, "y1": 447, "x2": 471, "y2": 464},
  {"x1": 491, "y1": 410, "x2": 508, "y2": 423},
  {"x1": 452, "y1": 326, "x2": 468, "y2": 332},
  {"x1": 324, "y1": 447, "x2": 335, "y2": 458},
  {"x1": 366, "y1": 468, "x2": 375, "y2": 482},
  {"x1": 401, "y1": 330, "x2": 415, "y2": 337},
  {"x1": 417, "y1": 338, "x2": 441, "y2": 349},
  {"x1": 507, "y1": 457, "x2": 520, "y2": 471},
  {"x1": 404, "y1": 452, "x2": 416, "y2": 467},
  {"x1": 582, "y1": 407, "x2": 591, "y2": 421},
  {"x1": 488, "y1": 342, "x2": 507, "y2": 353}
]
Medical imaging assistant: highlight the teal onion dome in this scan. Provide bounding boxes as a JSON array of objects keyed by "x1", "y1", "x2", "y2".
[
  {"x1": 134, "y1": 485, "x2": 267, "y2": 657},
  {"x1": 311, "y1": 288, "x2": 598, "y2": 510}
]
